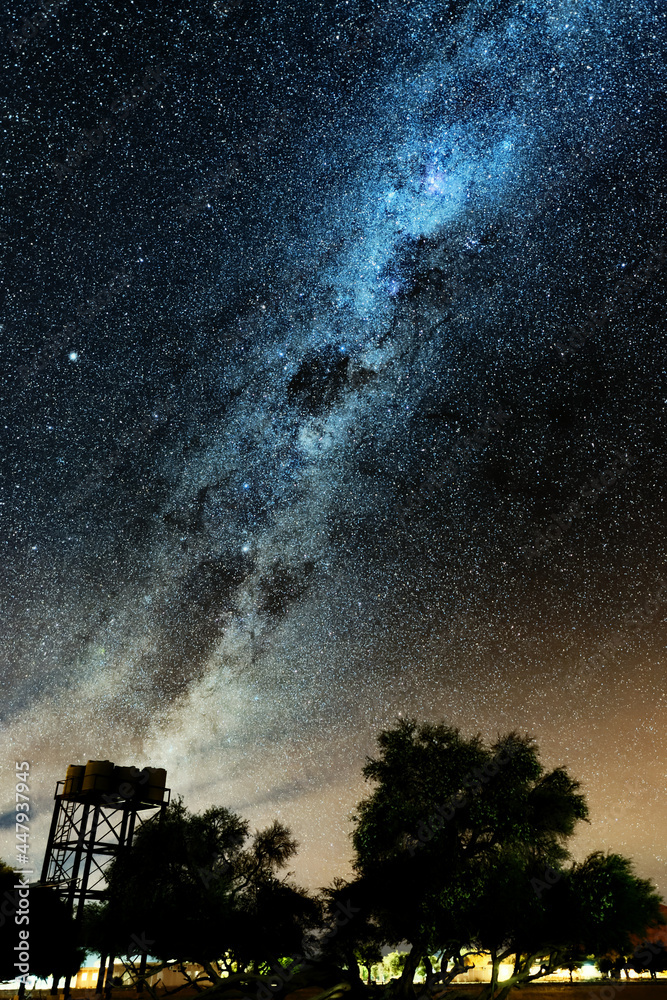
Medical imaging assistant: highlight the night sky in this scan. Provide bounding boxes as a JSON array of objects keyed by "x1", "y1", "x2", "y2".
[{"x1": 1, "y1": 0, "x2": 666, "y2": 894}]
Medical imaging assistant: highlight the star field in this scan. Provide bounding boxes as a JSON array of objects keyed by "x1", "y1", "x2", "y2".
[{"x1": 0, "y1": 0, "x2": 666, "y2": 891}]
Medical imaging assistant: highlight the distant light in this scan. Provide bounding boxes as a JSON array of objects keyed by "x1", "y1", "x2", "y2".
[
  {"x1": 68, "y1": 352, "x2": 78, "y2": 361},
  {"x1": 581, "y1": 965, "x2": 599, "y2": 979},
  {"x1": 242, "y1": 482, "x2": 250, "y2": 490}
]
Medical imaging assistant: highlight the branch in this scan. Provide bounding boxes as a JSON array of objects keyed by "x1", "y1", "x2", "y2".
[
  {"x1": 201, "y1": 960, "x2": 225, "y2": 987},
  {"x1": 523, "y1": 949, "x2": 565, "y2": 981},
  {"x1": 161, "y1": 966, "x2": 213, "y2": 995},
  {"x1": 115, "y1": 957, "x2": 180, "y2": 1000},
  {"x1": 499, "y1": 947, "x2": 567, "y2": 992}
]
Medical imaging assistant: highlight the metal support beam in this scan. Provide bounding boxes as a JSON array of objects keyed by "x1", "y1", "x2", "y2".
[{"x1": 39, "y1": 765, "x2": 170, "y2": 997}]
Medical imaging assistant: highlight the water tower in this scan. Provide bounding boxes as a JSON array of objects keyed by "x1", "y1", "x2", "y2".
[{"x1": 40, "y1": 760, "x2": 169, "y2": 995}]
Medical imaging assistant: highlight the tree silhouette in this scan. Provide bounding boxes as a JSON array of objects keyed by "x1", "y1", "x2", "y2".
[
  {"x1": 0, "y1": 862, "x2": 84, "y2": 986},
  {"x1": 90, "y1": 798, "x2": 319, "y2": 991},
  {"x1": 346, "y1": 719, "x2": 663, "y2": 1000}
]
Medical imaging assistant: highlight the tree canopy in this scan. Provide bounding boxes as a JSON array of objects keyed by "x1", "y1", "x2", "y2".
[
  {"x1": 0, "y1": 862, "x2": 84, "y2": 985},
  {"x1": 91, "y1": 798, "x2": 320, "y2": 989},
  {"x1": 3, "y1": 720, "x2": 664, "y2": 1000},
  {"x1": 344, "y1": 719, "x2": 663, "y2": 1000}
]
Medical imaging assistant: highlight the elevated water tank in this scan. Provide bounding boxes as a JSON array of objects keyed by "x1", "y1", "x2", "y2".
[
  {"x1": 141, "y1": 767, "x2": 167, "y2": 803},
  {"x1": 82, "y1": 760, "x2": 115, "y2": 793},
  {"x1": 64, "y1": 765, "x2": 85, "y2": 797},
  {"x1": 113, "y1": 765, "x2": 140, "y2": 788}
]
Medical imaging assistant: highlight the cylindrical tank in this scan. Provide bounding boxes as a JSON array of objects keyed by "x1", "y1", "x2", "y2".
[
  {"x1": 112, "y1": 765, "x2": 142, "y2": 799},
  {"x1": 142, "y1": 767, "x2": 167, "y2": 802},
  {"x1": 81, "y1": 760, "x2": 115, "y2": 793},
  {"x1": 113, "y1": 765, "x2": 138, "y2": 785},
  {"x1": 64, "y1": 764, "x2": 85, "y2": 797}
]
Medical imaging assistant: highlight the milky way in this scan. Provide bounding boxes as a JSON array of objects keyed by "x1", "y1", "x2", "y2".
[{"x1": 1, "y1": 0, "x2": 666, "y2": 892}]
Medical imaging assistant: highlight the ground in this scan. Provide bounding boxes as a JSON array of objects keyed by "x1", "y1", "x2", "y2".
[{"x1": 2, "y1": 982, "x2": 665, "y2": 1000}]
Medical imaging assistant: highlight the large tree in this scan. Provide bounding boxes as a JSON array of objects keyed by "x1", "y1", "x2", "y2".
[
  {"x1": 347, "y1": 719, "x2": 663, "y2": 1000},
  {"x1": 0, "y1": 862, "x2": 84, "y2": 986},
  {"x1": 318, "y1": 877, "x2": 386, "y2": 991},
  {"x1": 466, "y1": 849, "x2": 663, "y2": 1000},
  {"x1": 92, "y1": 798, "x2": 319, "y2": 992}
]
